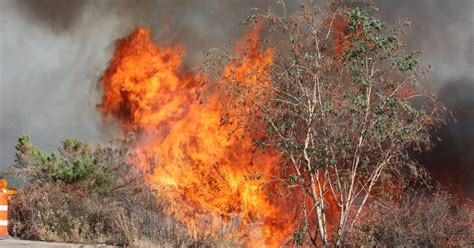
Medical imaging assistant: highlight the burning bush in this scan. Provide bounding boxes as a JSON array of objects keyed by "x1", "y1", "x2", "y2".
[
  {"x1": 90, "y1": 2, "x2": 453, "y2": 245},
  {"x1": 6, "y1": 134, "x2": 230, "y2": 246},
  {"x1": 208, "y1": 3, "x2": 446, "y2": 245},
  {"x1": 5, "y1": 2, "x2": 468, "y2": 247},
  {"x1": 97, "y1": 22, "x2": 290, "y2": 247}
]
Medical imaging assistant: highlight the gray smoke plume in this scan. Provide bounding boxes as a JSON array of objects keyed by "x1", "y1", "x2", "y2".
[
  {"x1": 1, "y1": 0, "x2": 473, "y2": 195},
  {"x1": 0, "y1": 0, "x2": 288, "y2": 168},
  {"x1": 13, "y1": 0, "x2": 88, "y2": 33},
  {"x1": 375, "y1": 0, "x2": 474, "y2": 197}
]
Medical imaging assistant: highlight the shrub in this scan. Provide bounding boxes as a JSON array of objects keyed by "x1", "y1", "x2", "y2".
[{"x1": 7, "y1": 134, "x2": 199, "y2": 246}]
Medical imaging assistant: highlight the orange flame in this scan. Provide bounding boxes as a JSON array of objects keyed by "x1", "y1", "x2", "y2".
[{"x1": 98, "y1": 26, "x2": 294, "y2": 246}]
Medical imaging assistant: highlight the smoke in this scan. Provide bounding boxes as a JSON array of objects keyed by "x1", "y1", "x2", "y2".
[
  {"x1": 418, "y1": 79, "x2": 474, "y2": 197},
  {"x1": 1, "y1": 0, "x2": 473, "y2": 195},
  {"x1": 376, "y1": 0, "x2": 474, "y2": 83},
  {"x1": 0, "y1": 0, "x2": 290, "y2": 168},
  {"x1": 375, "y1": 0, "x2": 474, "y2": 197},
  {"x1": 13, "y1": 0, "x2": 88, "y2": 33},
  {"x1": 6, "y1": 0, "x2": 293, "y2": 63}
]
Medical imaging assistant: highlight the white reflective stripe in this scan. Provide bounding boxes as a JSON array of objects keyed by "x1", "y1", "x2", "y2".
[
  {"x1": 0, "y1": 205, "x2": 7, "y2": 211},
  {"x1": 0, "y1": 220, "x2": 7, "y2": 226}
]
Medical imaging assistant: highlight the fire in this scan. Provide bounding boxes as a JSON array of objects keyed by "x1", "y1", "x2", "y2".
[{"x1": 98, "y1": 26, "x2": 294, "y2": 246}]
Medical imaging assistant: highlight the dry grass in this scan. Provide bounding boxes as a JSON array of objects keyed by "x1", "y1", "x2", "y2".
[
  {"x1": 6, "y1": 134, "x2": 237, "y2": 247},
  {"x1": 9, "y1": 182, "x2": 208, "y2": 247},
  {"x1": 346, "y1": 191, "x2": 474, "y2": 246}
]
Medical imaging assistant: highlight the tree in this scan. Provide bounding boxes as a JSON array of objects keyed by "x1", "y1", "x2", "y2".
[{"x1": 210, "y1": 3, "x2": 445, "y2": 245}]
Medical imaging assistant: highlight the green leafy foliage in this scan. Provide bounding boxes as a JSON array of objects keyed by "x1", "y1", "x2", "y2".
[
  {"x1": 12, "y1": 134, "x2": 131, "y2": 195},
  {"x1": 393, "y1": 53, "x2": 421, "y2": 72}
]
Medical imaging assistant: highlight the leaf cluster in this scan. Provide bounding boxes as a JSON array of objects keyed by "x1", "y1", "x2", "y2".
[{"x1": 11, "y1": 134, "x2": 136, "y2": 196}]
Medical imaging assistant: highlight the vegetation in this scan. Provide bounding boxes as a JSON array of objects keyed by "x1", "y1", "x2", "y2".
[
  {"x1": 7, "y1": 134, "x2": 227, "y2": 247},
  {"x1": 7, "y1": 133, "x2": 471, "y2": 247},
  {"x1": 347, "y1": 191, "x2": 473, "y2": 246},
  {"x1": 211, "y1": 3, "x2": 446, "y2": 245},
  {"x1": 4, "y1": 3, "x2": 472, "y2": 248}
]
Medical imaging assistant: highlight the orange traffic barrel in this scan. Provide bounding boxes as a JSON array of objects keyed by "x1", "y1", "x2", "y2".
[{"x1": 0, "y1": 192, "x2": 9, "y2": 238}]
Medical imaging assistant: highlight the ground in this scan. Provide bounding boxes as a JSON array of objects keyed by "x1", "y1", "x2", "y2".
[{"x1": 0, "y1": 239, "x2": 114, "y2": 247}]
